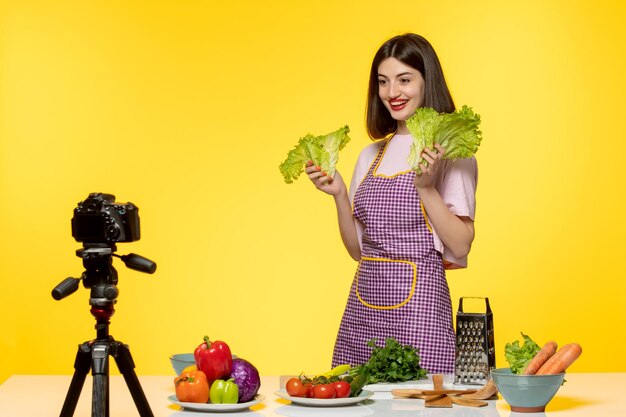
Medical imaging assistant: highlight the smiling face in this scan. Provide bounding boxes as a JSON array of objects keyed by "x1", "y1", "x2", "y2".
[{"x1": 377, "y1": 57, "x2": 425, "y2": 134}]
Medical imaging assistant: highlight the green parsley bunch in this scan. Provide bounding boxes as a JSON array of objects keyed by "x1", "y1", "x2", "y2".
[{"x1": 352, "y1": 337, "x2": 428, "y2": 384}]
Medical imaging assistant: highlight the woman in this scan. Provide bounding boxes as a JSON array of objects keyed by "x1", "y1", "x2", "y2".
[{"x1": 306, "y1": 33, "x2": 477, "y2": 374}]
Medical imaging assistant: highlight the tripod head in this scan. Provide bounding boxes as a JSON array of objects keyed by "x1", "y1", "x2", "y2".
[{"x1": 52, "y1": 243, "x2": 157, "y2": 306}]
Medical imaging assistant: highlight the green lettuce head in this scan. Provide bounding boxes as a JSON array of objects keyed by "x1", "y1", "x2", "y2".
[
  {"x1": 406, "y1": 105, "x2": 482, "y2": 173},
  {"x1": 279, "y1": 125, "x2": 351, "y2": 184}
]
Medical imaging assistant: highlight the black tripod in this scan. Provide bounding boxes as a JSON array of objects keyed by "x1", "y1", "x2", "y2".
[{"x1": 52, "y1": 244, "x2": 156, "y2": 417}]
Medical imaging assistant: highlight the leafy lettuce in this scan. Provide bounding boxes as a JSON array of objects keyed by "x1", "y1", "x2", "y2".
[
  {"x1": 505, "y1": 333, "x2": 541, "y2": 374},
  {"x1": 406, "y1": 105, "x2": 482, "y2": 173},
  {"x1": 279, "y1": 125, "x2": 351, "y2": 184}
]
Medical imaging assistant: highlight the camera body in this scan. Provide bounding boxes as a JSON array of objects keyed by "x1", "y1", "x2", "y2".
[{"x1": 71, "y1": 193, "x2": 140, "y2": 243}]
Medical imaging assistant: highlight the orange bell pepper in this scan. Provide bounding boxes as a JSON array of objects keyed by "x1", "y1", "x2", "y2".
[{"x1": 174, "y1": 370, "x2": 210, "y2": 403}]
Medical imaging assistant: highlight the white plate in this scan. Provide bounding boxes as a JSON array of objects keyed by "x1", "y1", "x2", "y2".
[
  {"x1": 274, "y1": 389, "x2": 373, "y2": 407},
  {"x1": 168, "y1": 394, "x2": 264, "y2": 412}
]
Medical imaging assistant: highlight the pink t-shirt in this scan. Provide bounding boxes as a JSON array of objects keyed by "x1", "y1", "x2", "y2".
[{"x1": 349, "y1": 133, "x2": 478, "y2": 269}]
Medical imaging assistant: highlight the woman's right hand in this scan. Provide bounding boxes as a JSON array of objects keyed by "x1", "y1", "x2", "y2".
[{"x1": 305, "y1": 161, "x2": 346, "y2": 196}]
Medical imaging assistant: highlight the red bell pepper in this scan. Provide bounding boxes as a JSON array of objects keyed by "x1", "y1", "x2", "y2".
[{"x1": 194, "y1": 335, "x2": 232, "y2": 383}]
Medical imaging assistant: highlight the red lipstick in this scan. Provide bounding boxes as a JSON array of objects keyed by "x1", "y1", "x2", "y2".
[{"x1": 389, "y1": 100, "x2": 408, "y2": 111}]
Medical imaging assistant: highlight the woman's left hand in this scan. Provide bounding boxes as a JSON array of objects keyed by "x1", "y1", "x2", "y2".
[{"x1": 413, "y1": 144, "x2": 445, "y2": 190}]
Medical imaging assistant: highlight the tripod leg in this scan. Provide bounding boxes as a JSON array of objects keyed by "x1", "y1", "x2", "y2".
[
  {"x1": 91, "y1": 342, "x2": 110, "y2": 417},
  {"x1": 60, "y1": 343, "x2": 92, "y2": 417},
  {"x1": 112, "y1": 341, "x2": 154, "y2": 417}
]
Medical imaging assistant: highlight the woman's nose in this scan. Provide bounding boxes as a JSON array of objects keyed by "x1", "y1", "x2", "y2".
[{"x1": 388, "y1": 82, "x2": 400, "y2": 98}]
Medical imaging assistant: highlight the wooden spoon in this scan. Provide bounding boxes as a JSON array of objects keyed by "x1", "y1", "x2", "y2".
[
  {"x1": 391, "y1": 390, "x2": 427, "y2": 399},
  {"x1": 450, "y1": 396, "x2": 488, "y2": 407},
  {"x1": 392, "y1": 388, "x2": 477, "y2": 397},
  {"x1": 425, "y1": 374, "x2": 453, "y2": 408},
  {"x1": 460, "y1": 379, "x2": 499, "y2": 400}
]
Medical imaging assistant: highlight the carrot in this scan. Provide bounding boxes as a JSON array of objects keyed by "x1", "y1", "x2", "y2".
[
  {"x1": 523, "y1": 341, "x2": 558, "y2": 375},
  {"x1": 535, "y1": 343, "x2": 582, "y2": 375}
]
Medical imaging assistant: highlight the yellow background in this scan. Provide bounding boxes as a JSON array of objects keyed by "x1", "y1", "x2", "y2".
[{"x1": 1, "y1": 0, "x2": 625, "y2": 384}]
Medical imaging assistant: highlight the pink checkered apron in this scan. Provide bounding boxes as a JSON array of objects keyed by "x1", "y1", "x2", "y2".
[{"x1": 331, "y1": 140, "x2": 456, "y2": 374}]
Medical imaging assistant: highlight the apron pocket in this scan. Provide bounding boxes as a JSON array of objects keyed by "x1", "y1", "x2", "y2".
[{"x1": 355, "y1": 257, "x2": 417, "y2": 310}]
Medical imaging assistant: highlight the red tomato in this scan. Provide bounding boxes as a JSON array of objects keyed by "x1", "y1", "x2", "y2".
[
  {"x1": 286, "y1": 378, "x2": 308, "y2": 397},
  {"x1": 332, "y1": 380, "x2": 351, "y2": 398},
  {"x1": 304, "y1": 382, "x2": 315, "y2": 398},
  {"x1": 313, "y1": 383, "x2": 336, "y2": 399}
]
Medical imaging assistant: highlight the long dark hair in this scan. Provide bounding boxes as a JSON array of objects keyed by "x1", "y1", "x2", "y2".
[{"x1": 366, "y1": 33, "x2": 455, "y2": 139}]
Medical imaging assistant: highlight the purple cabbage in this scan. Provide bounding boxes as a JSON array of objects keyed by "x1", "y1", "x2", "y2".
[{"x1": 229, "y1": 358, "x2": 261, "y2": 402}]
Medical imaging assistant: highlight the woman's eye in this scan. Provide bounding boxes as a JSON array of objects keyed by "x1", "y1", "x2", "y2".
[
  {"x1": 378, "y1": 79, "x2": 387, "y2": 86},
  {"x1": 401, "y1": 78, "x2": 411, "y2": 84}
]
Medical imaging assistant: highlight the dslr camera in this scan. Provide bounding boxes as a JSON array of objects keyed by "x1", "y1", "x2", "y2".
[{"x1": 71, "y1": 193, "x2": 140, "y2": 243}]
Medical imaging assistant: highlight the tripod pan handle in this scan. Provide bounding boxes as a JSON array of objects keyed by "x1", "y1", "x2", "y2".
[{"x1": 52, "y1": 277, "x2": 81, "y2": 300}]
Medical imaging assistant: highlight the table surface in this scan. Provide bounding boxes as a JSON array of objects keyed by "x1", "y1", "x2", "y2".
[{"x1": 1, "y1": 373, "x2": 624, "y2": 416}]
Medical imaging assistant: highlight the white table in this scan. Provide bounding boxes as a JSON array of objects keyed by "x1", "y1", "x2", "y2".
[{"x1": 0, "y1": 373, "x2": 624, "y2": 416}]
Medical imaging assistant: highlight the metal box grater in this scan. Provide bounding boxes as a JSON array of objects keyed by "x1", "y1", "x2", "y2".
[{"x1": 454, "y1": 297, "x2": 495, "y2": 385}]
